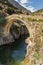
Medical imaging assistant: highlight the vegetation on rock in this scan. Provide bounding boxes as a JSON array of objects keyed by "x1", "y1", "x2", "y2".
[{"x1": 0, "y1": 17, "x2": 6, "y2": 26}]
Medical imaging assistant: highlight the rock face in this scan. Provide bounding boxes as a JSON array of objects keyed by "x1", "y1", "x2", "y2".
[
  {"x1": 0, "y1": 34, "x2": 14, "y2": 45},
  {"x1": 0, "y1": 19, "x2": 29, "y2": 45}
]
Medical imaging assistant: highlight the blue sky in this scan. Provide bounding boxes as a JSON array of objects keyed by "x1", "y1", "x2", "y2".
[{"x1": 15, "y1": 0, "x2": 43, "y2": 12}]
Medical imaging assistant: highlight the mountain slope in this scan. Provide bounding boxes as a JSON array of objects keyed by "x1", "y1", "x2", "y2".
[
  {"x1": 0, "y1": 0, "x2": 31, "y2": 17},
  {"x1": 8, "y1": 0, "x2": 31, "y2": 14},
  {"x1": 32, "y1": 9, "x2": 43, "y2": 16}
]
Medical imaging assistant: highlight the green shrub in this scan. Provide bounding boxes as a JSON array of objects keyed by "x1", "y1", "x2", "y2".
[
  {"x1": 39, "y1": 19, "x2": 43, "y2": 22},
  {"x1": 0, "y1": 17, "x2": 6, "y2": 26},
  {"x1": 32, "y1": 19, "x2": 37, "y2": 21},
  {"x1": 27, "y1": 18, "x2": 32, "y2": 21},
  {"x1": 27, "y1": 17, "x2": 43, "y2": 22},
  {"x1": 33, "y1": 52, "x2": 40, "y2": 60},
  {"x1": 5, "y1": 7, "x2": 15, "y2": 15}
]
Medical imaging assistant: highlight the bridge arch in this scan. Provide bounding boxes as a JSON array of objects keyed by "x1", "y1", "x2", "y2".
[{"x1": 4, "y1": 19, "x2": 29, "y2": 39}]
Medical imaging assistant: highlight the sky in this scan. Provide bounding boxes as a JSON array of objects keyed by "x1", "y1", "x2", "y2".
[{"x1": 15, "y1": 0, "x2": 43, "y2": 12}]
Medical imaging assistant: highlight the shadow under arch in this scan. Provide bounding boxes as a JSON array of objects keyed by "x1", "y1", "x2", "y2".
[
  {"x1": 0, "y1": 20, "x2": 30, "y2": 65},
  {"x1": 10, "y1": 19, "x2": 30, "y2": 40}
]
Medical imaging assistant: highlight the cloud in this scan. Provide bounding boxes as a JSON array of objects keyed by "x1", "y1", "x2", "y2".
[
  {"x1": 26, "y1": 6, "x2": 36, "y2": 12},
  {"x1": 15, "y1": 0, "x2": 36, "y2": 12},
  {"x1": 15, "y1": 0, "x2": 18, "y2": 1},
  {"x1": 15, "y1": 0, "x2": 19, "y2": 2},
  {"x1": 20, "y1": 0, "x2": 28, "y2": 4}
]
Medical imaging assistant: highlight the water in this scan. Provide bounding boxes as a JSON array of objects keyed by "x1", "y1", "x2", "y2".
[{"x1": 0, "y1": 34, "x2": 29, "y2": 65}]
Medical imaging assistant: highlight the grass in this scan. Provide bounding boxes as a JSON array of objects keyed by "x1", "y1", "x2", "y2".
[{"x1": 25, "y1": 17, "x2": 43, "y2": 22}]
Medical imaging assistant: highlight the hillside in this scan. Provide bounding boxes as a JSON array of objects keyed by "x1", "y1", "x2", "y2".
[
  {"x1": 0, "y1": 0, "x2": 31, "y2": 16},
  {"x1": 8, "y1": 0, "x2": 31, "y2": 14},
  {"x1": 32, "y1": 9, "x2": 43, "y2": 16}
]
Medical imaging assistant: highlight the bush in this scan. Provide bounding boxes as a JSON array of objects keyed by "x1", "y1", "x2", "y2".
[
  {"x1": 5, "y1": 7, "x2": 15, "y2": 15},
  {"x1": 27, "y1": 18, "x2": 32, "y2": 21},
  {"x1": 32, "y1": 19, "x2": 37, "y2": 21},
  {"x1": 39, "y1": 19, "x2": 43, "y2": 22},
  {"x1": 33, "y1": 52, "x2": 40, "y2": 60},
  {"x1": 0, "y1": 17, "x2": 6, "y2": 26}
]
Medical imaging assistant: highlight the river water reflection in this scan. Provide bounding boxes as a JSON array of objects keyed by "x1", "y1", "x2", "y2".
[{"x1": 0, "y1": 34, "x2": 29, "y2": 65}]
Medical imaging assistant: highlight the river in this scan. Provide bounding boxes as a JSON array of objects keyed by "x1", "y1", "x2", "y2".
[{"x1": 0, "y1": 34, "x2": 29, "y2": 65}]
